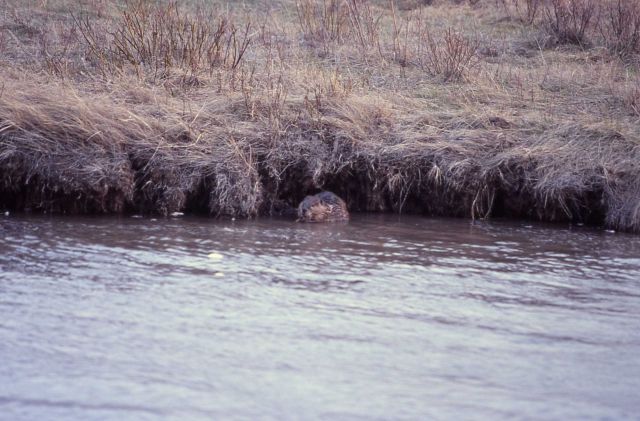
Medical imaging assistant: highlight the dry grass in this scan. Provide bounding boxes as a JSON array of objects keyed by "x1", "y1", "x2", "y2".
[
  {"x1": 73, "y1": 2, "x2": 252, "y2": 78},
  {"x1": 0, "y1": 0, "x2": 639, "y2": 231},
  {"x1": 600, "y1": 0, "x2": 640, "y2": 59},
  {"x1": 503, "y1": 0, "x2": 543, "y2": 25},
  {"x1": 421, "y1": 28, "x2": 479, "y2": 80},
  {"x1": 542, "y1": 0, "x2": 598, "y2": 46}
]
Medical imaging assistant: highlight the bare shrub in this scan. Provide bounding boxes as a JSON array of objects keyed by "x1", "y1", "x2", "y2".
[
  {"x1": 543, "y1": 0, "x2": 598, "y2": 46},
  {"x1": 38, "y1": 21, "x2": 81, "y2": 79},
  {"x1": 295, "y1": 0, "x2": 349, "y2": 45},
  {"x1": 504, "y1": 0, "x2": 543, "y2": 24},
  {"x1": 422, "y1": 28, "x2": 479, "y2": 81},
  {"x1": 74, "y1": 1, "x2": 252, "y2": 78},
  {"x1": 624, "y1": 78, "x2": 640, "y2": 116},
  {"x1": 599, "y1": 0, "x2": 640, "y2": 58},
  {"x1": 0, "y1": 31, "x2": 6, "y2": 55},
  {"x1": 295, "y1": 0, "x2": 381, "y2": 54},
  {"x1": 389, "y1": 10, "x2": 478, "y2": 79},
  {"x1": 345, "y1": 0, "x2": 382, "y2": 52},
  {"x1": 393, "y1": 0, "x2": 434, "y2": 12}
]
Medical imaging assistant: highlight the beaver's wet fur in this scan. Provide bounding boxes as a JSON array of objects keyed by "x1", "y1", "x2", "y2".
[{"x1": 297, "y1": 191, "x2": 349, "y2": 222}]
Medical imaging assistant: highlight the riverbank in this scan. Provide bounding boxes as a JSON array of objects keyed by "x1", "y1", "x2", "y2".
[{"x1": 1, "y1": 0, "x2": 639, "y2": 231}]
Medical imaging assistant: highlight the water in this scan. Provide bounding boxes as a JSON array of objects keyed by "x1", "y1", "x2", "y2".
[{"x1": 1, "y1": 214, "x2": 639, "y2": 420}]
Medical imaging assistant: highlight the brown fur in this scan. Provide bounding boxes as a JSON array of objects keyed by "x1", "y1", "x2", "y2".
[{"x1": 297, "y1": 192, "x2": 349, "y2": 222}]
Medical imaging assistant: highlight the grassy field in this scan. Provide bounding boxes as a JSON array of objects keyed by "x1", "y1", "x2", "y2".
[{"x1": 1, "y1": 0, "x2": 639, "y2": 231}]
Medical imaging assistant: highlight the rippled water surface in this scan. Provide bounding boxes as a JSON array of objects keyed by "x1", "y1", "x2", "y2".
[{"x1": 1, "y1": 214, "x2": 640, "y2": 420}]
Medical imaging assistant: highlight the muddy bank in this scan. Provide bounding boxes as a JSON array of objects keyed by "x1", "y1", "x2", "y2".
[{"x1": 1, "y1": 80, "x2": 639, "y2": 232}]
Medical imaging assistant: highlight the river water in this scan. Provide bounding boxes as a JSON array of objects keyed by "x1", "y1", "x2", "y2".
[{"x1": 1, "y1": 214, "x2": 639, "y2": 420}]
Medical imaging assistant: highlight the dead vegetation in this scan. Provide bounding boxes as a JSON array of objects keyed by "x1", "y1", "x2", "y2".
[
  {"x1": 543, "y1": 0, "x2": 597, "y2": 46},
  {"x1": 73, "y1": 2, "x2": 252, "y2": 78},
  {"x1": 0, "y1": 0, "x2": 639, "y2": 232},
  {"x1": 600, "y1": 0, "x2": 640, "y2": 59}
]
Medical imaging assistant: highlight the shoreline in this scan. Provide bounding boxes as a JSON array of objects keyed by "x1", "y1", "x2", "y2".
[
  {"x1": 1, "y1": 78, "x2": 637, "y2": 232},
  {"x1": 1, "y1": 0, "x2": 639, "y2": 232},
  {"x1": 0, "y1": 209, "x2": 626, "y2": 237}
]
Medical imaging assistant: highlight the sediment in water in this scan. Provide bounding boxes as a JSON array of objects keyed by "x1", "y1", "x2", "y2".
[{"x1": 1, "y1": 79, "x2": 639, "y2": 232}]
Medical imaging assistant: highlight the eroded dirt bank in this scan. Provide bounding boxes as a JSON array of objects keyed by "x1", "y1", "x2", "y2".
[{"x1": 1, "y1": 79, "x2": 638, "y2": 232}]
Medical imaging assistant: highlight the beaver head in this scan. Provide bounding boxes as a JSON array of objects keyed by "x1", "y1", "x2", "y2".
[{"x1": 297, "y1": 191, "x2": 349, "y2": 222}]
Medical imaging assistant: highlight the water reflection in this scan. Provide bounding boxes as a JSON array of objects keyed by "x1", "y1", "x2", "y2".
[{"x1": 1, "y1": 214, "x2": 639, "y2": 420}]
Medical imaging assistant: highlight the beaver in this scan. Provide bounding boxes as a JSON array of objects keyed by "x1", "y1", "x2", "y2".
[{"x1": 297, "y1": 191, "x2": 349, "y2": 222}]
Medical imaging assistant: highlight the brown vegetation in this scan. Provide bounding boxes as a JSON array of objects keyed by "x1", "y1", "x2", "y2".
[
  {"x1": 0, "y1": 0, "x2": 639, "y2": 232},
  {"x1": 600, "y1": 0, "x2": 640, "y2": 58},
  {"x1": 543, "y1": 0, "x2": 597, "y2": 46}
]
